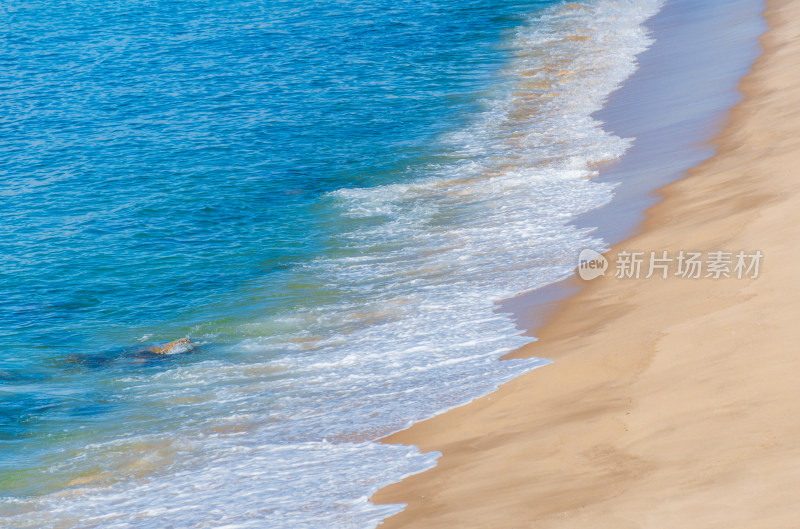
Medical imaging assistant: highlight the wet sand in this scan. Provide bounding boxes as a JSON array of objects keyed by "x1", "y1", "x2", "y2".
[{"x1": 372, "y1": 0, "x2": 800, "y2": 526}]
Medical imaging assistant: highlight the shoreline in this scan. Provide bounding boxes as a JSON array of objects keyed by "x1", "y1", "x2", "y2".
[
  {"x1": 372, "y1": 0, "x2": 800, "y2": 526},
  {"x1": 501, "y1": 0, "x2": 764, "y2": 336}
]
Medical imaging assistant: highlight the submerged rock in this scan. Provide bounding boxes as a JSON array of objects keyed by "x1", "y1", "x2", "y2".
[{"x1": 142, "y1": 338, "x2": 194, "y2": 355}]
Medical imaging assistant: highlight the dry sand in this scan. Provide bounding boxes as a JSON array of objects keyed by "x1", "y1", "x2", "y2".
[{"x1": 371, "y1": 0, "x2": 800, "y2": 527}]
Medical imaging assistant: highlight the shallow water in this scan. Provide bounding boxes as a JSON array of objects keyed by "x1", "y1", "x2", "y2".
[{"x1": 1, "y1": 0, "x2": 670, "y2": 526}]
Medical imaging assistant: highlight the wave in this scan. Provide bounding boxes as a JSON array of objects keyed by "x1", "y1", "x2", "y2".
[{"x1": 0, "y1": 1, "x2": 663, "y2": 527}]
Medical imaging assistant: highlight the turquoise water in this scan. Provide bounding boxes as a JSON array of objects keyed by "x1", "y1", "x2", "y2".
[
  {"x1": 3, "y1": 0, "x2": 552, "y2": 358},
  {"x1": 1, "y1": 0, "x2": 664, "y2": 527},
  {"x1": 2, "y1": 0, "x2": 551, "y2": 446}
]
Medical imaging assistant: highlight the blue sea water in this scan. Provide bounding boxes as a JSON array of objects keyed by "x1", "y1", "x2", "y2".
[
  {"x1": 1, "y1": 0, "x2": 663, "y2": 527},
  {"x1": 2, "y1": 0, "x2": 552, "y2": 360}
]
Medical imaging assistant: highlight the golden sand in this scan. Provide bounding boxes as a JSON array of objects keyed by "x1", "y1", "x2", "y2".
[{"x1": 372, "y1": 1, "x2": 800, "y2": 527}]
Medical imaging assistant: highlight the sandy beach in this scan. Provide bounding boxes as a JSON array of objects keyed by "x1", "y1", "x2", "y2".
[{"x1": 372, "y1": 0, "x2": 800, "y2": 526}]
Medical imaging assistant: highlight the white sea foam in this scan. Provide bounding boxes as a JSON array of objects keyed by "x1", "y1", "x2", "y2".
[{"x1": 0, "y1": 1, "x2": 664, "y2": 527}]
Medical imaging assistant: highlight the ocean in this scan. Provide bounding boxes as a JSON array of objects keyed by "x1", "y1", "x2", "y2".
[{"x1": 1, "y1": 0, "x2": 687, "y2": 527}]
